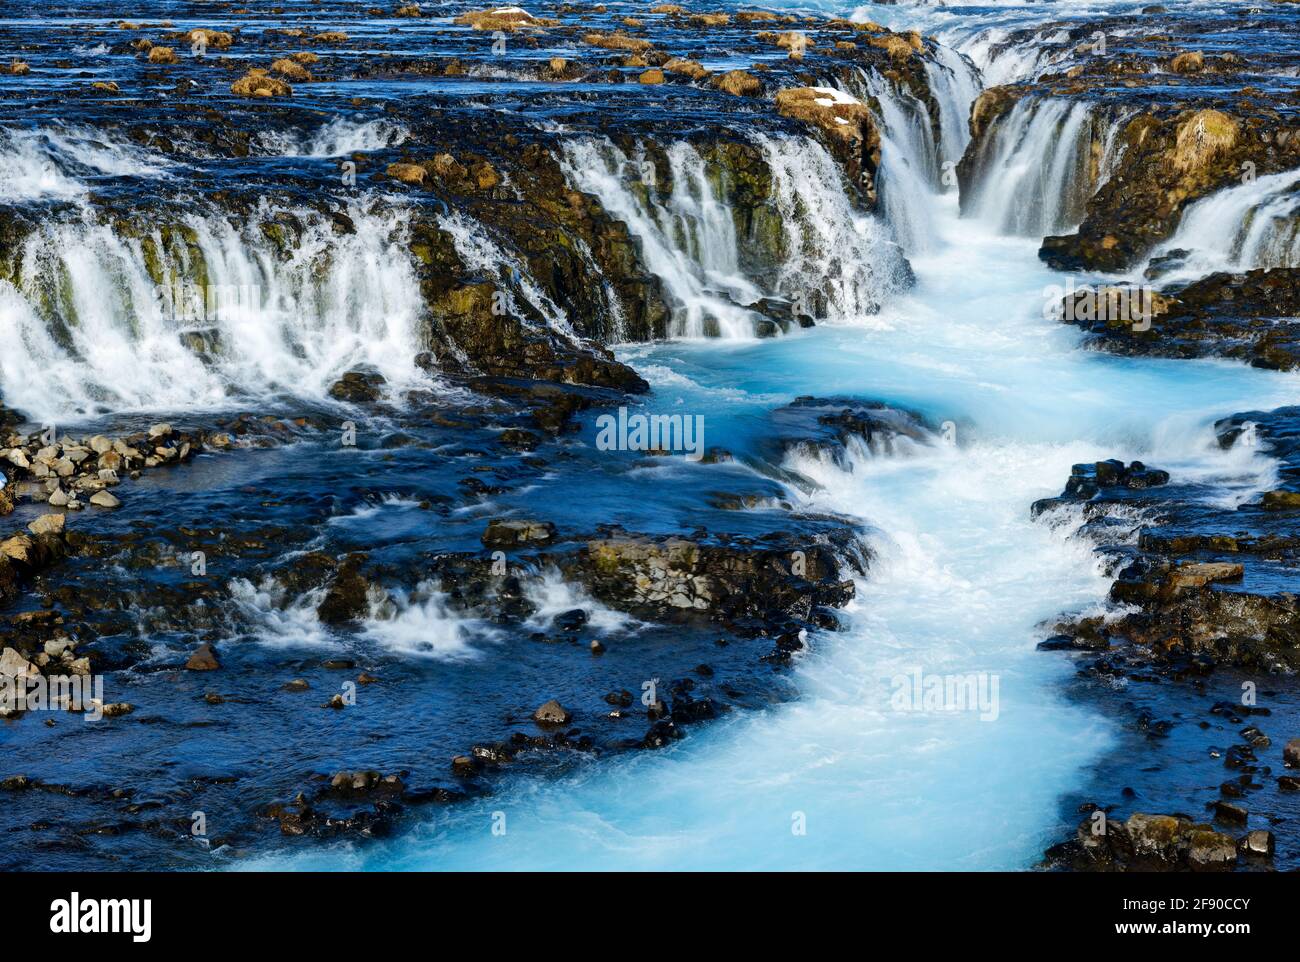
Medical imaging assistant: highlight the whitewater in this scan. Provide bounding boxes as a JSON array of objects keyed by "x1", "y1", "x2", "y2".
[
  {"x1": 249, "y1": 164, "x2": 1297, "y2": 871},
  {"x1": 2, "y1": 0, "x2": 1295, "y2": 872}
]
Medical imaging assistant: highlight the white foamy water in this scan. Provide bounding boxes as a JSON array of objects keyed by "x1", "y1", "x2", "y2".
[
  {"x1": 960, "y1": 97, "x2": 1128, "y2": 238},
  {"x1": 0, "y1": 199, "x2": 429, "y2": 421},
  {"x1": 249, "y1": 180, "x2": 1297, "y2": 870},
  {"x1": 0, "y1": 124, "x2": 171, "y2": 202},
  {"x1": 363, "y1": 581, "x2": 491, "y2": 661},
  {"x1": 561, "y1": 134, "x2": 910, "y2": 335},
  {"x1": 1144, "y1": 167, "x2": 1300, "y2": 282},
  {"x1": 523, "y1": 567, "x2": 638, "y2": 636},
  {"x1": 257, "y1": 117, "x2": 409, "y2": 157},
  {"x1": 229, "y1": 577, "x2": 332, "y2": 649}
]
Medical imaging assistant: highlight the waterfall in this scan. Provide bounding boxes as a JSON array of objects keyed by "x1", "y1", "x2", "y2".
[
  {"x1": 926, "y1": 44, "x2": 982, "y2": 167},
  {"x1": 1145, "y1": 167, "x2": 1300, "y2": 280},
  {"x1": 847, "y1": 68, "x2": 946, "y2": 254},
  {"x1": 0, "y1": 124, "x2": 171, "y2": 203},
  {"x1": 561, "y1": 135, "x2": 909, "y2": 335},
  {"x1": 0, "y1": 201, "x2": 429, "y2": 422},
  {"x1": 434, "y1": 209, "x2": 581, "y2": 342},
  {"x1": 256, "y1": 117, "x2": 409, "y2": 157},
  {"x1": 960, "y1": 97, "x2": 1126, "y2": 238},
  {"x1": 753, "y1": 134, "x2": 912, "y2": 318},
  {"x1": 559, "y1": 138, "x2": 763, "y2": 339},
  {"x1": 841, "y1": 46, "x2": 979, "y2": 254}
]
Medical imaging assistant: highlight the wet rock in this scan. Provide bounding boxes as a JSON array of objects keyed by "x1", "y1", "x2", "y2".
[
  {"x1": 1212, "y1": 800, "x2": 1248, "y2": 826},
  {"x1": 455, "y1": 9, "x2": 555, "y2": 31},
  {"x1": 386, "y1": 162, "x2": 426, "y2": 185},
  {"x1": 1187, "y1": 830, "x2": 1238, "y2": 871},
  {"x1": 1285, "y1": 738, "x2": 1300, "y2": 768},
  {"x1": 532, "y1": 699, "x2": 571, "y2": 725},
  {"x1": 28, "y1": 514, "x2": 64, "y2": 537},
  {"x1": 482, "y1": 519, "x2": 556, "y2": 548},
  {"x1": 774, "y1": 87, "x2": 880, "y2": 202},
  {"x1": 713, "y1": 69, "x2": 760, "y2": 96},
  {"x1": 230, "y1": 68, "x2": 292, "y2": 97},
  {"x1": 1239, "y1": 830, "x2": 1274, "y2": 858},
  {"x1": 185, "y1": 643, "x2": 220, "y2": 671},
  {"x1": 316, "y1": 555, "x2": 372, "y2": 624},
  {"x1": 328, "y1": 370, "x2": 387, "y2": 402}
]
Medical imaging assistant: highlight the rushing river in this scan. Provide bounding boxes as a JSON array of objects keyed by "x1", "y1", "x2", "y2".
[
  {"x1": 253, "y1": 177, "x2": 1297, "y2": 871},
  {"x1": 1, "y1": 0, "x2": 1297, "y2": 871}
]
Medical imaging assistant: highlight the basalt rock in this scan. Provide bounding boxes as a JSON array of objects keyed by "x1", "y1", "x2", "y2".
[
  {"x1": 1038, "y1": 409, "x2": 1300, "y2": 671},
  {"x1": 1045, "y1": 812, "x2": 1241, "y2": 871},
  {"x1": 1064, "y1": 269, "x2": 1300, "y2": 370}
]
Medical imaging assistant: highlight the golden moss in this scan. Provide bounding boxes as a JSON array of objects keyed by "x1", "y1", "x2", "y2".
[
  {"x1": 230, "y1": 68, "x2": 292, "y2": 97},
  {"x1": 774, "y1": 87, "x2": 873, "y2": 144},
  {"x1": 714, "y1": 69, "x2": 760, "y2": 96},
  {"x1": 1172, "y1": 108, "x2": 1239, "y2": 172},
  {"x1": 387, "y1": 163, "x2": 426, "y2": 185},
  {"x1": 271, "y1": 57, "x2": 311, "y2": 81},
  {"x1": 583, "y1": 31, "x2": 652, "y2": 52},
  {"x1": 663, "y1": 57, "x2": 708, "y2": 80},
  {"x1": 453, "y1": 9, "x2": 555, "y2": 30}
]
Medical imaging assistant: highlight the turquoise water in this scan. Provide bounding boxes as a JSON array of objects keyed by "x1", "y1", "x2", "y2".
[{"x1": 250, "y1": 194, "x2": 1297, "y2": 871}]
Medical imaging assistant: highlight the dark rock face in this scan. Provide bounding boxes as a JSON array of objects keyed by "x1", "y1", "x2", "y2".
[
  {"x1": 767, "y1": 395, "x2": 936, "y2": 467},
  {"x1": 1038, "y1": 416, "x2": 1300, "y2": 673},
  {"x1": 1062, "y1": 269, "x2": 1300, "y2": 369},
  {"x1": 562, "y1": 530, "x2": 858, "y2": 629},
  {"x1": 1046, "y1": 812, "x2": 1247, "y2": 872},
  {"x1": 953, "y1": 13, "x2": 1300, "y2": 272}
]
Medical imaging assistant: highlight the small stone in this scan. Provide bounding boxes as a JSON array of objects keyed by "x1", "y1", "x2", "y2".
[
  {"x1": 0, "y1": 647, "x2": 39, "y2": 680},
  {"x1": 326, "y1": 694, "x2": 345, "y2": 709},
  {"x1": 532, "y1": 699, "x2": 571, "y2": 725},
  {"x1": 281, "y1": 678, "x2": 309, "y2": 691},
  {"x1": 184, "y1": 643, "x2": 220, "y2": 671},
  {"x1": 88, "y1": 436, "x2": 112, "y2": 455},
  {"x1": 27, "y1": 513, "x2": 64, "y2": 537},
  {"x1": 1212, "y1": 800, "x2": 1248, "y2": 826},
  {"x1": 451, "y1": 755, "x2": 478, "y2": 776},
  {"x1": 43, "y1": 637, "x2": 74, "y2": 658},
  {"x1": 1283, "y1": 738, "x2": 1300, "y2": 768},
  {"x1": 47, "y1": 489, "x2": 69, "y2": 507},
  {"x1": 589, "y1": 639, "x2": 604, "y2": 654},
  {"x1": 1239, "y1": 829, "x2": 1274, "y2": 858},
  {"x1": 89, "y1": 491, "x2": 120, "y2": 508}
]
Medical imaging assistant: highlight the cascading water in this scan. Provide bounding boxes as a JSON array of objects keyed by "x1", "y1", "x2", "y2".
[
  {"x1": 561, "y1": 135, "x2": 910, "y2": 334},
  {"x1": 559, "y1": 138, "x2": 763, "y2": 339},
  {"x1": 1144, "y1": 167, "x2": 1300, "y2": 281},
  {"x1": 0, "y1": 124, "x2": 171, "y2": 202},
  {"x1": 256, "y1": 116, "x2": 409, "y2": 157},
  {"x1": 0, "y1": 200, "x2": 429, "y2": 421},
  {"x1": 753, "y1": 133, "x2": 912, "y2": 316},
  {"x1": 434, "y1": 209, "x2": 581, "y2": 342},
  {"x1": 960, "y1": 97, "x2": 1126, "y2": 238}
]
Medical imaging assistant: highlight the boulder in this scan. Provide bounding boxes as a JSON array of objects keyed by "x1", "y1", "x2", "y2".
[
  {"x1": 185, "y1": 643, "x2": 220, "y2": 671},
  {"x1": 532, "y1": 699, "x2": 571, "y2": 725}
]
